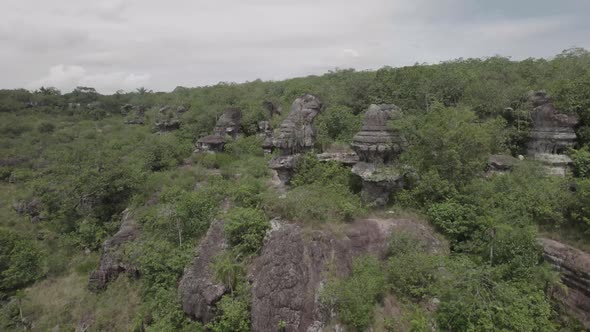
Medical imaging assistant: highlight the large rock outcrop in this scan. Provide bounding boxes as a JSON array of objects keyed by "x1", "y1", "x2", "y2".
[
  {"x1": 527, "y1": 91, "x2": 579, "y2": 175},
  {"x1": 267, "y1": 95, "x2": 323, "y2": 183},
  {"x1": 271, "y1": 94, "x2": 322, "y2": 155},
  {"x1": 351, "y1": 104, "x2": 406, "y2": 206},
  {"x1": 249, "y1": 218, "x2": 445, "y2": 332},
  {"x1": 88, "y1": 209, "x2": 139, "y2": 292},
  {"x1": 196, "y1": 108, "x2": 243, "y2": 152},
  {"x1": 540, "y1": 238, "x2": 590, "y2": 328},
  {"x1": 179, "y1": 220, "x2": 228, "y2": 323}
]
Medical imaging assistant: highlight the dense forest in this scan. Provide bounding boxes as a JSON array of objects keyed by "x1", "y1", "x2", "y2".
[{"x1": 1, "y1": 47, "x2": 590, "y2": 331}]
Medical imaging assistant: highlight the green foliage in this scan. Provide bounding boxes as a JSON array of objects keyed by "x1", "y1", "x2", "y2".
[
  {"x1": 207, "y1": 283, "x2": 251, "y2": 332},
  {"x1": 388, "y1": 253, "x2": 443, "y2": 299},
  {"x1": 427, "y1": 200, "x2": 479, "y2": 244},
  {"x1": 315, "y1": 105, "x2": 362, "y2": 147},
  {"x1": 569, "y1": 178, "x2": 590, "y2": 232},
  {"x1": 322, "y1": 256, "x2": 385, "y2": 331},
  {"x1": 211, "y1": 251, "x2": 245, "y2": 293},
  {"x1": 224, "y1": 135, "x2": 265, "y2": 157},
  {"x1": 570, "y1": 147, "x2": 590, "y2": 178},
  {"x1": 0, "y1": 230, "x2": 44, "y2": 297},
  {"x1": 224, "y1": 208, "x2": 270, "y2": 256},
  {"x1": 291, "y1": 154, "x2": 353, "y2": 188}
]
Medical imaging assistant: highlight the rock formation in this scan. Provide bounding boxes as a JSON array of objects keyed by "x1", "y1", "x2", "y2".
[
  {"x1": 267, "y1": 95, "x2": 323, "y2": 183},
  {"x1": 12, "y1": 198, "x2": 42, "y2": 223},
  {"x1": 527, "y1": 91, "x2": 579, "y2": 175},
  {"x1": 539, "y1": 238, "x2": 590, "y2": 328},
  {"x1": 123, "y1": 105, "x2": 146, "y2": 125},
  {"x1": 196, "y1": 108, "x2": 243, "y2": 152},
  {"x1": 351, "y1": 104, "x2": 406, "y2": 206},
  {"x1": 249, "y1": 218, "x2": 445, "y2": 332},
  {"x1": 271, "y1": 94, "x2": 322, "y2": 155},
  {"x1": 88, "y1": 209, "x2": 139, "y2": 292},
  {"x1": 155, "y1": 105, "x2": 182, "y2": 132},
  {"x1": 179, "y1": 220, "x2": 228, "y2": 323},
  {"x1": 485, "y1": 154, "x2": 521, "y2": 176}
]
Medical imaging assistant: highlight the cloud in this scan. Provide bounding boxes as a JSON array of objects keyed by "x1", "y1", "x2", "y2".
[
  {"x1": 2, "y1": 0, "x2": 590, "y2": 93},
  {"x1": 28, "y1": 65, "x2": 150, "y2": 93}
]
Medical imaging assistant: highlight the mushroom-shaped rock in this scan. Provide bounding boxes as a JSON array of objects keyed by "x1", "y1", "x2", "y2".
[
  {"x1": 351, "y1": 104, "x2": 404, "y2": 164},
  {"x1": 196, "y1": 135, "x2": 226, "y2": 153}
]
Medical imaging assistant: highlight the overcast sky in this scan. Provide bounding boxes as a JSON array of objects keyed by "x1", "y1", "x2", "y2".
[{"x1": 1, "y1": 0, "x2": 589, "y2": 94}]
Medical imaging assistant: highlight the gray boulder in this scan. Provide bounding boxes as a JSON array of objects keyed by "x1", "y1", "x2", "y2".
[
  {"x1": 351, "y1": 104, "x2": 404, "y2": 163},
  {"x1": 88, "y1": 209, "x2": 139, "y2": 292},
  {"x1": 271, "y1": 94, "x2": 323, "y2": 155},
  {"x1": 179, "y1": 220, "x2": 228, "y2": 323}
]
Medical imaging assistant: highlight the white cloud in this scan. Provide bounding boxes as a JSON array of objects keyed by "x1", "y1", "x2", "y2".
[{"x1": 2, "y1": 0, "x2": 589, "y2": 93}]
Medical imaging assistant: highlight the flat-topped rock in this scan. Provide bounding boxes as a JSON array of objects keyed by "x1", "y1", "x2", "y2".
[{"x1": 213, "y1": 108, "x2": 242, "y2": 138}]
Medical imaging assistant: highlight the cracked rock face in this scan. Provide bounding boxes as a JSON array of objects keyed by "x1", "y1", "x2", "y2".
[
  {"x1": 179, "y1": 220, "x2": 228, "y2": 323},
  {"x1": 271, "y1": 94, "x2": 323, "y2": 155},
  {"x1": 539, "y1": 238, "x2": 590, "y2": 328},
  {"x1": 351, "y1": 104, "x2": 404, "y2": 164},
  {"x1": 88, "y1": 209, "x2": 139, "y2": 292},
  {"x1": 249, "y1": 218, "x2": 444, "y2": 332},
  {"x1": 527, "y1": 91, "x2": 579, "y2": 175}
]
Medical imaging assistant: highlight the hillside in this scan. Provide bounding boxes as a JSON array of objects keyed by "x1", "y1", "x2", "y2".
[{"x1": 1, "y1": 49, "x2": 590, "y2": 331}]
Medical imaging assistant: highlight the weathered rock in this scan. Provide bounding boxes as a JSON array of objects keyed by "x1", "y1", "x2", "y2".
[
  {"x1": 539, "y1": 238, "x2": 590, "y2": 328},
  {"x1": 352, "y1": 162, "x2": 405, "y2": 206},
  {"x1": 351, "y1": 104, "x2": 404, "y2": 164},
  {"x1": 268, "y1": 155, "x2": 299, "y2": 184},
  {"x1": 250, "y1": 218, "x2": 445, "y2": 332},
  {"x1": 213, "y1": 108, "x2": 242, "y2": 138},
  {"x1": 263, "y1": 100, "x2": 282, "y2": 117},
  {"x1": 88, "y1": 209, "x2": 139, "y2": 292},
  {"x1": 179, "y1": 220, "x2": 228, "y2": 323},
  {"x1": 486, "y1": 154, "x2": 520, "y2": 176},
  {"x1": 316, "y1": 152, "x2": 359, "y2": 166},
  {"x1": 195, "y1": 135, "x2": 226, "y2": 153},
  {"x1": 195, "y1": 109, "x2": 243, "y2": 152},
  {"x1": 177, "y1": 105, "x2": 189, "y2": 114},
  {"x1": 271, "y1": 94, "x2": 323, "y2": 155},
  {"x1": 124, "y1": 105, "x2": 146, "y2": 125},
  {"x1": 159, "y1": 105, "x2": 171, "y2": 113},
  {"x1": 12, "y1": 198, "x2": 42, "y2": 222},
  {"x1": 154, "y1": 119, "x2": 181, "y2": 132},
  {"x1": 527, "y1": 91, "x2": 579, "y2": 175}
]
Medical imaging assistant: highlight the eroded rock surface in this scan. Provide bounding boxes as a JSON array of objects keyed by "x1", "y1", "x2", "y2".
[
  {"x1": 351, "y1": 104, "x2": 403, "y2": 164},
  {"x1": 351, "y1": 104, "x2": 406, "y2": 206},
  {"x1": 271, "y1": 94, "x2": 322, "y2": 155},
  {"x1": 250, "y1": 218, "x2": 444, "y2": 332},
  {"x1": 88, "y1": 209, "x2": 139, "y2": 292},
  {"x1": 196, "y1": 108, "x2": 243, "y2": 152},
  {"x1": 540, "y1": 238, "x2": 590, "y2": 328},
  {"x1": 527, "y1": 91, "x2": 579, "y2": 175},
  {"x1": 179, "y1": 220, "x2": 228, "y2": 323}
]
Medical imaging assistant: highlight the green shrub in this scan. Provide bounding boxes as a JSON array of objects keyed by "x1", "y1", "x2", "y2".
[
  {"x1": 571, "y1": 147, "x2": 590, "y2": 178},
  {"x1": 388, "y1": 253, "x2": 443, "y2": 299},
  {"x1": 427, "y1": 200, "x2": 479, "y2": 244},
  {"x1": 321, "y1": 256, "x2": 385, "y2": 330},
  {"x1": 224, "y1": 208, "x2": 270, "y2": 255},
  {"x1": 225, "y1": 136, "x2": 264, "y2": 157},
  {"x1": 37, "y1": 121, "x2": 56, "y2": 133},
  {"x1": 0, "y1": 230, "x2": 44, "y2": 296}
]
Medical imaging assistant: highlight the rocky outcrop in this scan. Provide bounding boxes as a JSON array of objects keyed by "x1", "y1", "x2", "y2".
[
  {"x1": 123, "y1": 105, "x2": 146, "y2": 125},
  {"x1": 527, "y1": 91, "x2": 579, "y2": 175},
  {"x1": 88, "y1": 209, "x2": 139, "y2": 292},
  {"x1": 267, "y1": 95, "x2": 323, "y2": 183},
  {"x1": 539, "y1": 238, "x2": 590, "y2": 328},
  {"x1": 12, "y1": 198, "x2": 42, "y2": 223},
  {"x1": 179, "y1": 220, "x2": 228, "y2": 323},
  {"x1": 351, "y1": 104, "x2": 406, "y2": 206},
  {"x1": 485, "y1": 154, "x2": 521, "y2": 176},
  {"x1": 249, "y1": 218, "x2": 445, "y2": 332},
  {"x1": 271, "y1": 94, "x2": 322, "y2": 155},
  {"x1": 195, "y1": 108, "x2": 243, "y2": 152},
  {"x1": 316, "y1": 152, "x2": 359, "y2": 166},
  {"x1": 351, "y1": 104, "x2": 403, "y2": 164}
]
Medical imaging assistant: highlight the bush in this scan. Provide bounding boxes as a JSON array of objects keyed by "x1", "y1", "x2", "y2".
[
  {"x1": 321, "y1": 256, "x2": 385, "y2": 330},
  {"x1": 37, "y1": 121, "x2": 56, "y2": 133},
  {"x1": 224, "y1": 208, "x2": 270, "y2": 256},
  {"x1": 207, "y1": 293, "x2": 250, "y2": 332},
  {"x1": 571, "y1": 147, "x2": 590, "y2": 178},
  {"x1": 427, "y1": 200, "x2": 479, "y2": 244},
  {"x1": 0, "y1": 230, "x2": 44, "y2": 296},
  {"x1": 388, "y1": 253, "x2": 443, "y2": 299}
]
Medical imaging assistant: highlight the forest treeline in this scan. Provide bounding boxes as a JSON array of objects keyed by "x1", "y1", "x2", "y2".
[{"x1": 1, "y1": 48, "x2": 590, "y2": 331}]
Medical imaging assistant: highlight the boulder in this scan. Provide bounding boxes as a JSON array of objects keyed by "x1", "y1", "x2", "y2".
[
  {"x1": 179, "y1": 220, "x2": 228, "y2": 323},
  {"x1": 268, "y1": 155, "x2": 300, "y2": 184},
  {"x1": 351, "y1": 104, "x2": 404, "y2": 164},
  {"x1": 88, "y1": 209, "x2": 139, "y2": 292},
  {"x1": 527, "y1": 91, "x2": 579, "y2": 175},
  {"x1": 539, "y1": 238, "x2": 590, "y2": 328},
  {"x1": 316, "y1": 152, "x2": 359, "y2": 166},
  {"x1": 249, "y1": 218, "x2": 445, "y2": 332},
  {"x1": 213, "y1": 108, "x2": 243, "y2": 138},
  {"x1": 271, "y1": 94, "x2": 323, "y2": 155},
  {"x1": 196, "y1": 135, "x2": 226, "y2": 153}
]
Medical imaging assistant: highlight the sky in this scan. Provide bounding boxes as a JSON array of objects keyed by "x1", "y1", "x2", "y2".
[{"x1": 1, "y1": 0, "x2": 589, "y2": 94}]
